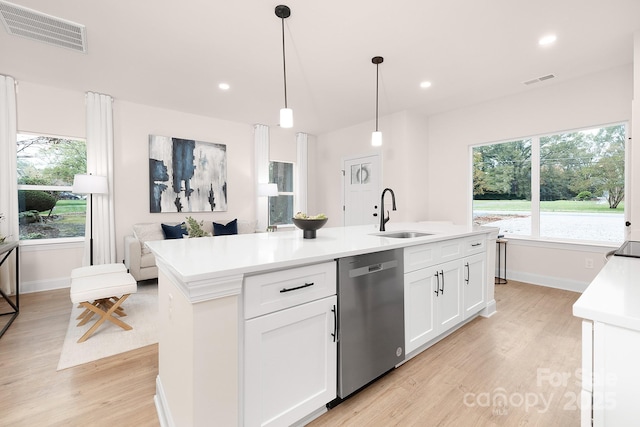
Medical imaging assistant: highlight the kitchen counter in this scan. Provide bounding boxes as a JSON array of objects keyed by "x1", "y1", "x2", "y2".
[
  {"x1": 147, "y1": 221, "x2": 492, "y2": 286},
  {"x1": 147, "y1": 222, "x2": 498, "y2": 426},
  {"x1": 573, "y1": 254, "x2": 640, "y2": 425},
  {"x1": 573, "y1": 255, "x2": 640, "y2": 331}
]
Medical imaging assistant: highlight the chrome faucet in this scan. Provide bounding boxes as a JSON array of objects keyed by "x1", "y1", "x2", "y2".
[{"x1": 379, "y1": 188, "x2": 397, "y2": 231}]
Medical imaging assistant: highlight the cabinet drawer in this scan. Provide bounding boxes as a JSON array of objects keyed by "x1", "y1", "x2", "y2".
[
  {"x1": 439, "y1": 238, "x2": 464, "y2": 262},
  {"x1": 244, "y1": 261, "x2": 337, "y2": 319},
  {"x1": 464, "y1": 236, "x2": 486, "y2": 255},
  {"x1": 404, "y1": 243, "x2": 437, "y2": 273}
]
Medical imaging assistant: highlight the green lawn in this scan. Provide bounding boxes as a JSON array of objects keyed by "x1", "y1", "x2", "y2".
[
  {"x1": 53, "y1": 199, "x2": 86, "y2": 214},
  {"x1": 19, "y1": 199, "x2": 87, "y2": 239},
  {"x1": 473, "y1": 199, "x2": 624, "y2": 213}
]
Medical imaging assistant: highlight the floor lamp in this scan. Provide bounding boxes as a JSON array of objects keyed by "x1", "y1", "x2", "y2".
[{"x1": 73, "y1": 174, "x2": 108, "y2": 265}]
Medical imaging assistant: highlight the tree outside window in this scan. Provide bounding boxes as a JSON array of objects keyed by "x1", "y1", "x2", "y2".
[
  {"x1": 17, "y1": 133, "x2": 87, "y2": 241},
  {"x1": 473, "y1": 124, "x2": 626, "y2": 243},
  {"x1": 269, "y1": 161, "x2": 294, "y2": 226}
]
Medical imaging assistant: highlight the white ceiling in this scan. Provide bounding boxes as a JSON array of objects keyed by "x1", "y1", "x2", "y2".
[{"x1": 2, "y1": 0, "x2": 640, "y2": 136}]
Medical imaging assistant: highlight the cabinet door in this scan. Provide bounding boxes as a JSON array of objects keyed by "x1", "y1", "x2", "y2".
[
  {"x1": 437, "y1": 260, "x2": 463, "y2": 331},
  {"x1": 463, "y1": 253, "x2": 486, "y2": 319},
  {"x1": 404, "y1": 266, "x2": 438, "y2": 354},
  {"x1": 244, "y1": 296, "x2": 337, "y2": 427}
]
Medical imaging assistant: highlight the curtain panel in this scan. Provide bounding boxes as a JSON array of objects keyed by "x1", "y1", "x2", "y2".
[
  {"x1": 254, "y1": 124, "x2": 270, "y2": 232},
  {"x1": 85, "y1": 92, "x2": 116, "y2": 265},
  {"x1": 0, "y1": 75, "x2": 18, "y2": 294},
  {"x1": 295, "y1": 132, "x2": 308, "y2": 215}
]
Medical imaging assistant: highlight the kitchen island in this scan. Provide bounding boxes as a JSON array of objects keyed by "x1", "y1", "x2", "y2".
[
  {"x1": 573, "y1": 254, "x2": 640, "y2": 426},
  {"x1": 147, "y1": 222, "x2": 498, "y2": 427}
]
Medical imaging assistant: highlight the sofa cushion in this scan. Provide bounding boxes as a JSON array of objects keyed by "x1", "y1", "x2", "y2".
[
  {"x1": 140, "y1": 252, "x2": 157, "y2": 268},
  {"x1": 133, "y1": 223, "x2": 165, "y2": 254},
  {"x1": 162, "y1": 222, "x2": 187, "y2": 239},
  {"x1": 213, "y1": 219, "x2": 238, "y2": 236}
]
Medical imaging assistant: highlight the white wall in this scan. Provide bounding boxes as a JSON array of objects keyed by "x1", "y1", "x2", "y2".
[
  {"x1": 316, "y1": 110, "x2": 429, "y2": 227},
  {"x1": 315, "y1": 65, "x2": 634, "y2": 292},
  {"x1": 15, "y1": 58, "x2": 637, "y2": 293},
  {"x1": 425, "y1": 65, "x2": 633, "y2": 292},
  {"x1": 17, "y1": 82, "x2": 260, "y2": 291}
]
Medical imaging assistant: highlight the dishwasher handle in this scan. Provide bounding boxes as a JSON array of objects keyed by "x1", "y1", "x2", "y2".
[{"x1": 348, "y1": 259, "x2": 399, "y2": 278}]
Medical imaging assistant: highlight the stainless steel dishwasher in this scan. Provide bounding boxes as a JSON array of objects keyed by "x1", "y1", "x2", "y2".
[{"x1": 336, "y1": 248, "x2": 404, "y2": 399}]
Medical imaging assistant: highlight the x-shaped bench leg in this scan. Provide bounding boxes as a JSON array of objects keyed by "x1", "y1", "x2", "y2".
[{"x1": 77, "y1": 294, "x2": 133, "y2": 343}]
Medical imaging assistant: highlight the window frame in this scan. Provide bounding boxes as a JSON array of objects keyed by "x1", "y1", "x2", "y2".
[
  {"x1": 268, "y1": 160, "x2": 295, "y2": 228},
  {"x1": 16, "y1": 131, "x2": 87, "y2": 244},
  {"x1": 471, "y1": 122, "x2": 628, "y2": 246}
]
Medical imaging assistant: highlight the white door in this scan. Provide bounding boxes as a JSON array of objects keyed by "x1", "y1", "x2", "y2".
[{"x1": 343, "y1": 154, "x2": 381, "y2": 226}]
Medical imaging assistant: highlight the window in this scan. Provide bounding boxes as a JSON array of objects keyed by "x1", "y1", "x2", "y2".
[
  {"x1": 473, "y1": 124, "x2": 626, "y2": 243},
  {"x1": 268, "y1": 161, "x2": 294, "y2": 226},
  {"x1": 17, "y1": 133, "x2": 87, "y2": 241}
]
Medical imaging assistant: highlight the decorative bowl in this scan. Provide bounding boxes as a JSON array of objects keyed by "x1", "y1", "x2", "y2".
[{"x1": 292, "y1": 218, "x2": 328, "y2": 239}]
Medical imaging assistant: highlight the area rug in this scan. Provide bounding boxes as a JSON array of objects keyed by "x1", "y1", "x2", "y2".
[{"x1": 57, "y1": 283, "x2": 158, "y2": 370}]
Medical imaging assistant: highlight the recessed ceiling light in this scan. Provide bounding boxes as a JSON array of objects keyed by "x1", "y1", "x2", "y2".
[
  {"x1": 420, "y1": 81, "x2": 432, "y2": 89},
  {"x1": 539, "y1": 34, "x2": 557, "y2": 46},
  {"x1": 218, "y1": 83, "x2": 230, "y2": 90}
]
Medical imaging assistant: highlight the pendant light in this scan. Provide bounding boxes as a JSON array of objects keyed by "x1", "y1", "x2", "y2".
[
  {"x1": 275, "y1": 5, "x2": 293, "y2": 128},
  {"x1": 371, "y1": 56, "x2": 383, "y2": 146}
]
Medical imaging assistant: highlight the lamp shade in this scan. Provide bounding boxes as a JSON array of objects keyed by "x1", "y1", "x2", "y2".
[
  {"x1": 72, "y1": 174, "x2": 108, "y2": 195},
  {"x1": 258, "y1": 183, "x2": 279, "y2": 197}
]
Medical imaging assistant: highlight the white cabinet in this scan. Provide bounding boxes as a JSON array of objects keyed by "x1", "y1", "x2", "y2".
[
  {"x1": 463, "y1": 253, "x2": 486, "y2": 319},
  {"x1": 580, "y1": 320, "x2": 640, "y2": 426},
  {"x1": 405, "y1": 266, "x2": 438, "y2": 351},
  {"x1": 404, "y1": 237, "x2": 486, "y2": 355},
  {"x1": 243, "y1": 262, "x2": 337, "y2": 427},
  {"x1": 404, "y1": 260, "x2": 463, "y2": 354}
]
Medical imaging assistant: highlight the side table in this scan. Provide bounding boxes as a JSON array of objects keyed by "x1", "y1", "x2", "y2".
[
  {"x1": 0, "y1": 241, "x2": 19, "y2": 338},
  {"x1": 495, "y1": 238, "x2": 507, "y2": 285}
]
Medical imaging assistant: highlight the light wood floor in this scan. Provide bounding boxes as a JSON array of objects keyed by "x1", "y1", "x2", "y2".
[{"x1": 0, "y1": 281, "x2": 582, "y2": 426}]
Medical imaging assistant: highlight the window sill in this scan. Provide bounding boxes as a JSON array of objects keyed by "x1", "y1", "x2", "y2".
[
  {"x1": 19, "y1": 238, "x2": 84, "y2": 252},
  {"x1": 501, "y1": 235, "x2": 620, "y2": 253}
]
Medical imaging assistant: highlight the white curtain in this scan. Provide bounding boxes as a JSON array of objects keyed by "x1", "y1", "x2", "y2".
[
  {"x1": 295, "y1": 132, "x2": 308, "y2": 215},
  {"x1": 0, "y1": 75, "x2": 18, "y2": 294},
  {"x1": 85, "y1": 92, "x2": 116, "y2": 265},
  {"x1": 254, "y1": 124, "x2": 270, "y2": 232}
]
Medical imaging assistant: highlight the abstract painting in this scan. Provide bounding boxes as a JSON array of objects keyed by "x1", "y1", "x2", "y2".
[{"x1": 149, "y1": 135, "x2": 227, "y2": 213}]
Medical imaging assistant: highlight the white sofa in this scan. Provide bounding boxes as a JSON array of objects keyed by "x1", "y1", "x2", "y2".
[{"x1": 123, "y1": 219, "x2": 257, "y2": 281}]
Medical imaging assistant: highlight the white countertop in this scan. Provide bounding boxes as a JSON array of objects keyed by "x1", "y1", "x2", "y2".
[
  {"x1": 146, "y1": 222, "x2": 497, "y2": 284},
  {"x1": 573, "y1": 255, "x2": 640, "y2": 331}
]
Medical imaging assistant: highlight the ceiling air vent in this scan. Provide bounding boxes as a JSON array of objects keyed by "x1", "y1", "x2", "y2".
[
  {"x1": 524, "y1": 74, "x2": 556, "y2": 86},
  {"x1": 0, "y1": 0, "x2": 87, "y2": 53}
]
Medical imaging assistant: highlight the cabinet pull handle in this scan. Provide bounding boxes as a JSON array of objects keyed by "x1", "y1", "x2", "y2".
[
  {"x1": 471, "y1": 243, "x2": 481, "y2": 247},
  {"x1": 465, "y1": 262, "x2": 470, "y2": 284},
  {"x1": 434, "y1": 272, "x2": 440, "y2": 296},
  {"x1": 439, "y1": 270, "x2": 445, "y2": 294},
  {"x1": 331, "y1": 305, "x2": 338, "y2": 342},
  {"x1": 280, "y1": 282, "x2": 315, "y2": 293}
]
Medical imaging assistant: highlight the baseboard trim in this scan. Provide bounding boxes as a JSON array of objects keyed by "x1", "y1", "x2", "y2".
[
  {"x1": 20, "y1": 277, "x2": 70, "y2": 294},
  {"x1": 506, "y1": 270, "x2": 588, "y2": 293},
  {"x1": 155, "y1": 375, "x2": 173, "y2": 427}
]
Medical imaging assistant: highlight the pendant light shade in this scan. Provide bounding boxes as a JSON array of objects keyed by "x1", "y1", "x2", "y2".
[
  {"x1": 372, "y1": 131, "x2": 382, "y2": 147},
  {"x1": 280, "y1": 107, "x2": 293, "y2": 128},
  {"x1": 372, "y1": 56, "x2": 384, "y2": 146},
  {"x1": 275, "y1": 5, "x2": 293, "y2": 128}
]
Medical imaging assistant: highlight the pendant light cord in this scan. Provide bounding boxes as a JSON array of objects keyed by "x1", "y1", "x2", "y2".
[
  {"x1": 281, "y1": 17, "x2": 288, "y2": 109},
  {"x1": 375, "y1": 62, "x2": 379, "y2": 132}
]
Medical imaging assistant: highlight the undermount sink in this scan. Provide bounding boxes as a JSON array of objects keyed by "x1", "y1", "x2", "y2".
[{"x1": 375, "y1": 231, "x2": 433, "y2": 239}]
